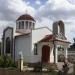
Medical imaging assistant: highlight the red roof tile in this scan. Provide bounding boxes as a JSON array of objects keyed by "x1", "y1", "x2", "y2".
[
  {"x1": 39, "y1": 34, "x2": 70, "y2": 43},
  {"x1": 16, "y1": 14, "x2": 35, "y2": 21},
  {"x1": 40, "y1": 34, "x2": 54, "y2": 42}
]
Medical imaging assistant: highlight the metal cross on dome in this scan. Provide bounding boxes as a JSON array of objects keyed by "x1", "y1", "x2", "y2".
[{"x1": 25, "y1": 9, "x2": 28, "y2": 14}]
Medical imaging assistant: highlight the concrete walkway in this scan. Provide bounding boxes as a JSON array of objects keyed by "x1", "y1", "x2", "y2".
[{"x1": 57, "y1": 62, "x2": 73, "y2": 74}]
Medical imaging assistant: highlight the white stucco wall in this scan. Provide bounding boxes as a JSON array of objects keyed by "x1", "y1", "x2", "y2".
[
  {"x1": 32, "y1": 27, "x2": 52, "y2": 44},
  {"x1": 15, "y1": 27, "x2": 54, "y2": 63},
  {"x1": 31, "y1": 27, "x2": 54, "y2": 63},
  {"x1": 15, "y1": 34, "x2": 32, "y2": 63}
]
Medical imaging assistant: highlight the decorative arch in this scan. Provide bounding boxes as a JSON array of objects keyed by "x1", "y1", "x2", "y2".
[
  {"x1": 6, "y1": 37, "x2": 11, "y2": 54},
  {"x1": 58, "y1": 20, "x2": 65, "y2": 35},
  {"x1": 53, "y1": 20, "x2": 65, "y2": 36},
  {"x1": 42, "y1": 45, "x2": 50, "y2": 63}
]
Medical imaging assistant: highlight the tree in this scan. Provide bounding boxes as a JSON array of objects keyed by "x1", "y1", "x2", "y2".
[
  {"x1": 0, "y1": 55, "x2": 17, "y2": 68},
  {"x1": 70, "y1": 38, "x2": 75, "y2": 49}
]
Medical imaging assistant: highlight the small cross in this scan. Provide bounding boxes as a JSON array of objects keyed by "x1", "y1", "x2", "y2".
[{"x1": 25, "y1": 9, "x2": 28, "y2": 14}]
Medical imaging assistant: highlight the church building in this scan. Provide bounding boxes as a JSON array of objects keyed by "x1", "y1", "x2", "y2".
[{"x1": 1, "y1": 14, "x2": 70, "y2": 64}]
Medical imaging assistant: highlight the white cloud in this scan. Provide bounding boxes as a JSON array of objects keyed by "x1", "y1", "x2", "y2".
[
  {"x1": 35, "y1": 0, "x2": 41, "y2": 5},
  {"x1": 53, "y1": 0, "x2": 75, "y2": 10},
  {"x1": 67, "y1": 0, "x2": 75, "y2": 4},
  {"x1": 0, "y1": 0, "x2": 75, "y2": 43},
  {"x1": 38, "y1": 0, "x2": 75, "y2": 20},
  {"x1": 46, "y1": 0, "x2": 53, "y2": 4},
  {"x1": 0, "y1": 0, "x2": 36, "y2": 21},
  {"x1": 26, "y1": 1, "x2": 30, "y2": 5},
  {"x1": 36, "y1": 17, "x2": 53, "y2": 29}
]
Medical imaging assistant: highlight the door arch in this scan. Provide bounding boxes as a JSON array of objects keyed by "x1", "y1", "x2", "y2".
[{"x1": 42, "y1": 45, "x2": 50, "y2": 63}]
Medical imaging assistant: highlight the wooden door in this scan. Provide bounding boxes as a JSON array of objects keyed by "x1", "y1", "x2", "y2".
[{"x1": 42, "y1": 45, "x2": 50, "y2": 63}]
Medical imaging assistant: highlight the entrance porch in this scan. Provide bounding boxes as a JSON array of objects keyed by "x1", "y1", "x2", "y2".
[
  {"x1": 53, "y1": 40, "x2": 70, "y2": 63},
  {"x1": 38, "y1": 35, "x2": 70, "y2": 64}
]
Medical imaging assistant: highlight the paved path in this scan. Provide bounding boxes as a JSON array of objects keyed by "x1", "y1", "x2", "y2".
[{"x1": 57, "y1": 62, "x2": 73, "y2": 74}]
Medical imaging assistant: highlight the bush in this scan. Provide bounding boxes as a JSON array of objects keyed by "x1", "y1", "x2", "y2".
[{"x1": 0, "y1": 55, "x2": 17, "y2": 68}]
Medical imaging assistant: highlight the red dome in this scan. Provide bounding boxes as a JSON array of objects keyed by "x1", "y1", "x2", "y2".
[{"x1": 17, "y1": 14, "x2": 35, "y2": 21}]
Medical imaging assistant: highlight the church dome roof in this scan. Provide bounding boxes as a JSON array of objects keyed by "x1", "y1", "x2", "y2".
[{"x1": 16, "y1": 14, "x2": 35, "y2": 21}]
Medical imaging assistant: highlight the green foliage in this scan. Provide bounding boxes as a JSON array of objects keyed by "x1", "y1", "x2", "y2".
[
  {"x1": 0, "y1": 55, "x2": 17, "y2": 68},
  {"x1": 70, "y1": 38, "x2": 75, "y2": 48}
]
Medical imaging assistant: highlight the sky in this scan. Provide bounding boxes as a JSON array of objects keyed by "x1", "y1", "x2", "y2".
[{"x1": 0, "y1": 0, "x2": 75, "y2": 43}]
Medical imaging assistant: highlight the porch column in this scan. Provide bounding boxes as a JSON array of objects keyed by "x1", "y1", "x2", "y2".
[
  {"x1": 64, "y1": 46, "x2": 68, "y2": 59},
  {"x1": 54, "y1": 42, "x2": 58, "y2": 63}
]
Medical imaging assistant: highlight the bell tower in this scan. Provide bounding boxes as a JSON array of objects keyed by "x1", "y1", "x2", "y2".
[{"x1": 53, "y1": 20, "x2": 65, "y2": 39}]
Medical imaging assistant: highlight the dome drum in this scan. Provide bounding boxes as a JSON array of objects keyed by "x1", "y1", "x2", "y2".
[{"x1": 16, "y1": 14, "x2": 35, "y2": 33}]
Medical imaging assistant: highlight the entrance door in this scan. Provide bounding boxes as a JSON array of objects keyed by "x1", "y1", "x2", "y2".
[{"x1": 42, "y1": 45, "x2": 50, "y2": 63}]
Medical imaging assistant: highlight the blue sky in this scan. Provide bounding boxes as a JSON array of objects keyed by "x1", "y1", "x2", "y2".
[
  {"x1": 24, "y1": 0, "x2": 47, "y2": 9},
  {"x1": 0, "y1": 0, "x2": 75, "y2": 43},
  {"x1": 25, "y1": 0, "x2": 46, "y2": 5}
]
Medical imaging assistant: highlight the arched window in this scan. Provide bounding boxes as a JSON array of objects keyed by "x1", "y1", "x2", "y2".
[
  {"x1": 21, "y1": 21, "x2": 24, "y2": 29},
  {"x1": 29, "y1": 22, "x2": 31, "y2": 29},
  {"x1": 19, "y1": 22, "x2": 21, "y2": 29},
  {"x1": 26, "y1": 21, "x2": 28, "y2": 29},
  {"x1": 34, "y1": 43, "x2": 38, "y2": 55},
  {"x1": 33, "y1": 23, "x2": 35, "y2": 29},
  {"x1": 6, "y1": 37, "x2": 11, "y2": 54},
  {"x1": 19, "y1": 21, "x2": 24, "y2": 29}
]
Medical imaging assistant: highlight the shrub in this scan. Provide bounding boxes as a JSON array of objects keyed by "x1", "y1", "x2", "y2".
[{"x1": 0, "y1": 55, "x2": 17, "y2": 68}]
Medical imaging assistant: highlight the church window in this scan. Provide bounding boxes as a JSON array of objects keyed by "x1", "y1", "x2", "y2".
[
  {"x1": 26, "y1": 21, "x2": 28, "y2": 29},
  {"x1": 29, "y1": 22, "x2": 31, "y2": 29},
  {"x1": 33, "y1": 23, "x2": 35, "y2": 29},
  {"x1": 6, "y1": 37, "x2": 11, "y2": 54},
  {"x1": 16, "y1": 22, "x2": 18, "y2": 29},
  {"x1": 19, "y1": 22, "x2": 21, "y2": 29},
  {"x1": 34, "y1": 43, "x2": 38, "y2": 55},
  {"x1": 21, "y1": 21, "x2": 24, "y2": 29}
]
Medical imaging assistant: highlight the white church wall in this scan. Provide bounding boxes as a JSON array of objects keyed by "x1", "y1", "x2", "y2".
[
  {"x1": 29, "y1": 43, "x2": 42, "y2": 63},
  {"x1": 15, "y1": 34, "x2": 32, "y2": 63},
  {"x1": 30, "y1": 27, "x2": 53, "y2": 63},
  {"x1": 32, "y1": 27, "x2": 52, "y2": 44}
]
